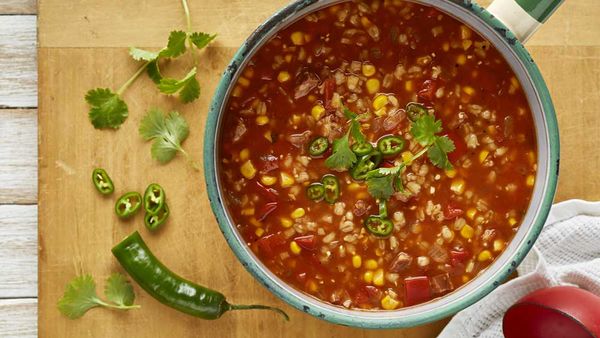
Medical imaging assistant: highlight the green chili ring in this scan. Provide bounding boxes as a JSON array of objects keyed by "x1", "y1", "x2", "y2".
[
  {"x1": 364, "y1": 216, "x2": 394, "y2": 238},
  {"x1": 144, "y1": 183, "x2": 166, "y2": 215},
  {"x1": 406, "y1": 102, "x2": 428, "y2": 122},
  {"x1": 377, "y1": 135, "x2": 405, "y2": 157},
  {"x1": 306, "y1": 183, "x2": 325, "y2": 202},
  {"x1": 144, "y1": 203, "x2": 170, "y2": 231},
  {"x1": 351, "y1": 142, "x2": 374, "y2": 156},
  {"x1": 92, "y1": 168, "x2": 114, "y2": 195},
  {"x1": 112, "y1": 231, "x2": 289, "y2": 320},
  {"x1": 115, "y1": 192, "x2": 142, "y2": 219},
  {"x1": 350, "y1": 151, "x2": 383, "y2": 181},
  {"x1": 308, "y1": 136, "x2": 329, "y2": 157},
  {"x1": 321, "y1": 174, "x2": 340, "y2": 204}
]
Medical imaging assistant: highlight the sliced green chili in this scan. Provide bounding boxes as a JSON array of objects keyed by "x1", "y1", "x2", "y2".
[
  {"x1": 92, "y1": 168, "x2": 114, "y2": 195},
  {"x1": 308, "y1": 136, "x2": 329, "y2": 157},
  {"x1": 306, "y1": 183, "x2": 325, "y2": 202},
  {"x1": 350, "y1": 151, "x2": 383, "y2": 181},
  {"x1": 144, "y1": 183, "x2": 166, "y2": 215},
  {"x1": 321, "y1": 174, "x2": 340, "y2": 204},
  {"x1": 364, "y1": 216, "x2": 393, "y2": 238},
  {"x1": 115, "y1": 192, "x2": 142, "y2": 219},
  {"x1": 351, "y1": 142, "x2": 374, "y2": 156},
  {"x1": 406, "y1": 102, "x2": 428, "y2": 122},
  {"x1": 144, "y1": 203, "x2": 170, "y2": 231},
  {"x1": 377, "y1": 135, "x2": 405, "y2": 156},
  {"x1": 112, "y1": 231, "x2": 289, "y2": 320}
]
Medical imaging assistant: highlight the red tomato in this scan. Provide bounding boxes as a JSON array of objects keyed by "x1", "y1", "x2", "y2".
[
  {"x1": 256, "y1": 233, "x2": 286, "y2": 258},
  {"x1": 404, "y1": 276, "x2": 432, "y2": 306},
  {"x1": 294, "y1": 235, "x2": 317, "y2": 251},
  {"x1": 444, "y1": 203, "x2": 464, "y2": 220},
  {"x1": 418, "y1": 80, "x2": 437, "y2": 101},
  {"x1": 257, "y1": 202, "x2": 278, "y2": 221},
  {"x1": 256, "y1": 181, "x2": 279, "y2": 202},
  {"x1": 450, "y1": 249, "x2": 470, "y2": 266}
]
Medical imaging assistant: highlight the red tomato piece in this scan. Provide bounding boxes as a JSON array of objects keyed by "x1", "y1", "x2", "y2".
[
  {"x1": 404, "y1": 276, "x2": 432, "y2": 306},
  {"x1": 450, "y1": 249, "x2": 470, "y2": 266},
  {"x1": 256, "y1": 233, "x2": 286, "y2": 258},
  {"x1": 256, "y1": 181, "x2": 279, "y2": 202},
  {"x1": 444, "y1": 203, "x2": 464, "y2": 220},
  {"x1": 417, "y1": 80, "x2": 437, "y2": 101},
  {"x1": 294, "y1": 235, "x2": 317, "y2": 251},
  {"x1": 257, "y1": 202, "x2": 278, "y2": 221}
]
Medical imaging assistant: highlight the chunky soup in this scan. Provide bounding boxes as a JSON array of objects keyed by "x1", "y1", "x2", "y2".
[{"x1": 219, "y1": 0, "x2": 537, "y2": 310}]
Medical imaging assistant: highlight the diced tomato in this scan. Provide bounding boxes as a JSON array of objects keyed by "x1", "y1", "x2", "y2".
[
  {"x1": 382, "y1": 160, "x2": 396, "y2": 168},
  {"x1": 257, "y1": 202, "x2": 278, "y2": 221},
  {"x1": 256, "y1": 233, "x2": 286, "y2": 258},
  {"x1": 417, "y1": 80, "x2": 437, "y2": 102},
  {"x1": 259, "y1": 154, "x2": 279, "y2": 173},
  {"x1": 446, "y1": 130, "x2": 467, "y2": 163},
  {"x1": 450, "y1": 249, "x2": 470, "y2": 266},
  {"x1": 294, "y1": 235, "x2": 317, "y2": 251},
  {"x1": 323, "y1": 78, "x2": 336, "y2": 110},
  {"x1": 404, "y1": 276, "x2": 432, "y2": 306},
  {"x1": 444, "y1": 203, "x2": 464, "y2": 220},
  {"x1": 364, "y1": 285, "x2": 382, "y2": 301},
  {"x1": 256, "y1": 181, "x2": 279, "y2": 202}
]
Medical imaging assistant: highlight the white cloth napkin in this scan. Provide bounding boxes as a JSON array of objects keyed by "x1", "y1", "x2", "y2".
[{"x1": 439, "y1": 199, "x2": 600, "y2": 338}]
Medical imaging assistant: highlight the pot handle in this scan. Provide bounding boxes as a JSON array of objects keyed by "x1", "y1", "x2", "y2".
[{"x1": 487, "y1": 0, "x2": 564, "y2": 42}]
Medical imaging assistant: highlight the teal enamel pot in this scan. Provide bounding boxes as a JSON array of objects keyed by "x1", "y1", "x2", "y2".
[{"x1": 204, "y1": 0, "x2": 562, "y2": 329}]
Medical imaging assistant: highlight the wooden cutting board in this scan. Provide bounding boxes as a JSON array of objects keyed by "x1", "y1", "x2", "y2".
[{"x1": 37, "y1": 0, "x2": 600, "y2": 337}]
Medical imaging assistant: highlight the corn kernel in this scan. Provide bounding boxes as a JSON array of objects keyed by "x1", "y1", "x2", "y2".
[
  {"x1": 232, "y1": 85, "x2": 243, "y2": 97},
  {"x1": 277, "y1": 71, "x2": 291, "y2": 83},
  {"x1": 348, "y1": 183, "x2": 362, "y2": 191},
  {"x1": 284, "y1": 54, "x2": 293, "y2": 63},
  {"x1": 260, "y1": 175, "x2": 277, "y2": 186},
  {"x1": 311, "y1": 105, "x2": 325, "y2": 120},
  {"x1": 375, "y1": 248, "x2": 384, "y2": 257},
  {"x1": 373, "y1": 95, "x2": 388, "y2": 110},
  {"x1": 356, "y1": 192, "x2": 369, "y2": 200},
  {"x1": 373, "y1": 268, "x2": 385, "y2": 286},
  {"x1": 381, "y1": 295, "x2": 400, "y2": 310},
  {"x1": 460, "y1": 224, "x2": 474, "y2": 239},
  {"x1": 275, "y1": 219, "x2": 291, "y2": 231},
  {"x1": 404, "y1": 80, "x2": 413, "y2": 91},
  {"x1": 291, "y1": 208, "x2": 306, "y2": 219},
  {"x1": 479, "y1": 150, "x2": 489, "y2": 163},
  {"x1": 290, "y1": 31, "x2": 305, "y2": 45},
  {"x1": 466, "y1": 208, "x2": 477, "y2": 220},
  {"x1": 402, "y1": 151, "x2": 413, "y2": 164},
  {"x1": 352, "y1": 255, "x2": 362, "y2": 268},
  {"x1": 450, "y1": 178, "x2": 466, "y2": 195},
  {"x1": 445, "y1": 168, "x2": 457, "y2": 178},
  {"x1": 237, "y1": 77, "x2": 250, "y2": 88},
  {"x1": 457, "y1": 54, "x2": 467, "y2": 65},
  {"x1": 511, "y1": 76, "x2": 520, "y2": 88},
  {"x1": 527, "y1": 151, "x2": 535, "y2": 164},
  {"x1": 463, "y1": 86, "x2": 475, "y2": 95},
  {"x1": 280, "y1": 172, "x2": 295, "y2": 188},
  {"x1": 460, "y1": 25, "x2": 472, "y2": 39},
  {"x1": 508, "y1": 217, "x2": 518, "y2": 226},
  {"x1": 462, "y1": 275, "x2": 470, "y2": 283},
  {"x1": 363, "y1": 271, "x2": 373, "y2": 284},
  {"x1": 374, "y1": 107, "x2": 387, "y2": 117},
  {"x1": 249, "y1": 217, "x2": 262, "y2": 227},
  {"x1": 360, "y1": 16, "x2": 373, "y2": 28},
  {"x1": 290, "y1": 240, "x2": 302, "y2": 255},
  {"x1": 442, "y1": 42, "x2": 450, "y2": 52},
  {"x1": 240, "y1": 160, "x2": 257, "y2": 179},
  {"x1": 462, "y1": 39, "x2": 473, "y2": 50},
  {"x1": 493, "y1": 239, "x2": 505, "y2": 252},
  {"x1": 292, "y1": 114, "x2": 301, "y2": 125},
  {"x1": 478, "y1": 250, "x2": 492, "y2": 262},
  {"x1": 526, "y1": 175, "x2": 535, "y2": 187},
  {"x1": 366, "y1": 78, "x2": 381, "y2": 94},
  {"x1": 365, "y1": 259, "x2": 378, "y2": 270},
  {"x1": 362, "y1": 63, "x2": 376, "y2": 77},
  {"x1": 307, "y1": 279, "x2": 318, "y2": 293},
  {"x1": 256, "y1": 115, "x2": 270, "y2": 126},
  {"x1": 255, "y1": 228, "x2": 265, "y2": 237},
  {"x1": 241, "y1": 208, "x2": 255, "y2": 216},
  {"x1": 264, "y1": 131, "x2": 273, "y2": 142},
  {"x1": 239, "y1": 148, "x2": 250, "y2": 161}
]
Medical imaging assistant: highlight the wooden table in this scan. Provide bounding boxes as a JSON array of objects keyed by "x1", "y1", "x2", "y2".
[{"x1": 1, "y1": 0, "x2": 599, "y2": 336}]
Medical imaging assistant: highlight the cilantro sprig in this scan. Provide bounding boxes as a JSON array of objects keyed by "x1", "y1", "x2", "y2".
[
  {"x1": 58, "y1": 273, "x2": 139, "y2": 319},
  {"x1": 324, "y1": 106, "x2": 367, "y2": 170}
]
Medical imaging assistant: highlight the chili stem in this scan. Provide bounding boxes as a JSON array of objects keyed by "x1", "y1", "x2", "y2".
[
  {"x1": 229, "y1": 304, "x2": 290, "y2": 321},
  {"x1": 180, "y1": 0, "x2": 199, "y2": 65},
  {"x1": 116, "y1": 61, "x2": 150, "y2": 96},
  {"x1": 179, "y1": 147, "x2": 200, "y2": 171}
]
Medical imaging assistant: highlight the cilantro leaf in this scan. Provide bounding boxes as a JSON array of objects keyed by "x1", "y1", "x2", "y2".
[
  {"x1": 367, "y1": 166, "x2": 402, "y2": 178},
  {"x1": 410, "y1": 114, "x2": 442, "y2": 146},
  {"x1": 189, "y1": 32, "x2": 217, "y2": 49},
  {"x1": 178, "y1": 75, "x2": 200, "y2": 103},
  {"x1": 57, "y1": 275, "x2": 101, "y2": 319},
  {"x1": 129, "y1": 47, "x2": 159, "y2": 61},
  {"x1": 366, "y1": 174, "x2": 396, "y2": 200},
  {"x1": 147, "y1": 60, "x2": 163, "y2": 84},
  {"x1": 349, "y1": 119, "x2": 366, "y2": 144},
  {"x1": 85, "y1": 88, "x2": 129, "y2": 129},
  {"x1": 104, "y1": 273, "x2": 135, "y2": 307},
  {"x1": 428, "y1": 136, "x2": 455, "y2": 170},
  {"x1": 343, "y1": 106, "x2": 358, "y2": 120},
  {"x1": 139, "y1": 108, "x2": 191, "y2": 164},
  {"x1": 325, "y1": 132, "x2": 357, "y2": 171},
  {"x1": 158, "y1": 30, "x2": 188, "y2": 58},
  {"x1": 157, "y1": 67, "x2": 200, "y2": 103}
]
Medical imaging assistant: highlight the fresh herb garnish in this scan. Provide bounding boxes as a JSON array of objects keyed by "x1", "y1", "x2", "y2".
[
  {"x1": 366, "y1": 166, "x2": 403, "y2": 200},
  {"x1": 325, "y1": 106, "x2": 367, "y2": 170},
  {"x1": 139, "y1": 108, "x2": 198, "y2": 169},
  {"x1": 58, "y1": 273, "x2": 139, "y2": 319},
  {"x1": 410, "y1": 114, "x2": 455, "y2": 170}
]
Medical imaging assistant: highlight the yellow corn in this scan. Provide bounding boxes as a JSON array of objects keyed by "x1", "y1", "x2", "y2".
[
  {"x1": 231, "y1": 86, "x2": 243, "y2": 97},
  {"x1": 527, "y1": 151, "x2": 536, "y2": 164},
  {"x1": 260, "y1": 175, "x2": 277, "y2": 186},
  {"x1": 404, "y1": 80, "x2": 413, "y2": 91},
  {"x1": 457, "y1": 54, "x2": 467, "y2": 65},
  {"x1": 381, "y1": 295, "x2": 400, "y2": 310},
  {"x1": 373, "y1": 268, "x2": 385, "y2": 286},
  {"x1": 263, "y1": 131, "x2": 273, "y2": 142},
  {"x1": 239, "y1": 148, "x2": 250, "y2": 161},
  {"x1": 363, "y1": 271, "x2": 373, "y2": 284},
  {"x1": 466, "y1": 208, "x2": 477, "y2": 220},
  {"x1": 462, "y1": 39, "x2": 473, "y2": 50},
  {"x1": 373, "y1": 95, "x2": 388, "y2": 110},
  {"x1": 241, "y1": 208, "x2": 255, "y2": 216},
  {"x1": 493, "y1": 239, "x2": 505, "y2": 252},
  {"x1": 462, "y1": 275, "x2": 470, "y2": 283},
  {"x1": 526, "y1": 175, "x2": 535, "y2": 187},
  {"x1": 460, "y1": 224, "x2": 474, "y2": 239},
  {"x1": 445, "y1": 168, "x2": 457, "y2": 178},
  {"x1": 375, "y1": 248, "x2": 384, "y2": 257},
  {"x1": 240, "y1": 160, "x2": 257, "y2": 179},
  {"x1": 366, "y1": 78, "x2": 381, "y2": 94},
  {"x1": 402, "y1": 151, "x2": 413, "y2": 164},
  {"x1": 508, "y1": 217, "x2": 518, "y2": 226},
  {"x1": 284, "y1": 54, "x2": 293, "y2": 63},
  {"x1": 249, "y1": 217, "x2": 262, "y2": 227},
  {"x1": 479, "y1": 150, "x2": 489, "y2": 163},
  {"x1": 278, "y1": 218, "x2": 292, "y2": 229},
  {"x1": 478, "y1": 250, "x2": 492, "y2": 262},
  {"x1": 255, "y1": 228, "x2": 265, "y2": 237},
  {"x1": 243, "y1": 67, "x2": 254, "y2": 78},
  {"x1": 362, "y1": 63, "x2": 376, "y2": 77},
  {"x1": 463, "y1": 86, "x2": 475, "y2": 96},
  {"x1": 290, "y1": 241, "x2": 302, "y2": 255},
  {"x1": 311, "y1": 104, "x2": 325, "y2": 120},
  {"x1": 280, "y1": 172, "x2": 295, "y2": 188},
  {"x1": 352, "y1": 255, "x2": 362, "y2": 268},
  {"x1": 277, "y1": 71, "x2": 291, "y2": 83},
  {"x1": 256, "y1": 115, "x2": 270, "y2": 126},
  {"x1": 307, "y1": 280, "x2": 318, "y2": 293},
  {"x1": 442, "y1": 42, "x2": 450, "y2": 52},
  {"x1": 460, "y1": 25, "x2": 472, "y2": 39},
  {"x1": 291, "y1": 208, "x2": 306, "y2": 219},
  {"x1": 347, "y1": 183, "x2": 362, "y2": 191},
  {"x1": 237, "y1": 77, "x2": 250, "y2": 88},
  {"x1": 450, "y1": 178, "x2": 466, "y2": 195},
  {"x1": 290, "y1": 31, "x2": 305, "y2": 45},
  {"x1": 292, "y1": 114, "x2": 301, "y2": 125},
  {"x1": 374, "y1": 107, "x2": 387, "y2": 117},
  {"x1": 365, "y1": 259, "x2": 378, "y2": 270},
  {"x1": 511, "y1": 76, "x2": 520, "y2": 88}
]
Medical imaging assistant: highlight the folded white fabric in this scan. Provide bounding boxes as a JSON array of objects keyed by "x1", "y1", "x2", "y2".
[{"x1": 438, "y1": 200, "x2": 600, "y2": 338}]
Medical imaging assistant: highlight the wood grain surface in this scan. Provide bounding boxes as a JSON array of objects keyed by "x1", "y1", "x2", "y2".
[
  {"x1": 34, "y1": 0, "x2": 600, "y2": 337},
  {"x1": 0, "y1": 0, "x2": 37, "y2": 15}
]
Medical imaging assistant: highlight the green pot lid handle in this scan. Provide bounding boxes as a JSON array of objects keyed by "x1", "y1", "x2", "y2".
[{"x1": 488, "y1": 0, "x2": 565, "y2": 42}]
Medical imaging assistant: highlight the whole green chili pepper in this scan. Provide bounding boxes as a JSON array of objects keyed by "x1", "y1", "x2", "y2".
[
  {"x1": 144, "y1": 183, "x2": 166, "y2": 215},
  {"x1": 115, "y1": 192, "x2": 142, "y2": 219},
  {"x1": 144, "y1": 203, "x2": 170, "y2": 231},
  {"x1": 112, "y1": 231, "x2": 289, "y2": 320},
  {"x1": 92, "y1": 168, "x2": 114, "y2": 195}
]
